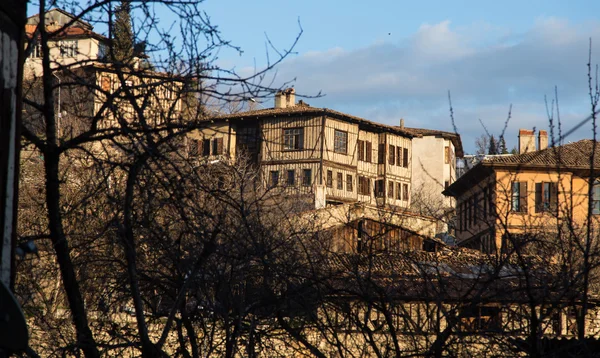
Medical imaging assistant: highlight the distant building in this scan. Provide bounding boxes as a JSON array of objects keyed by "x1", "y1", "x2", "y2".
[
  {"x1": 444, "y1": 129, "x2": 600, "y2": 253},
  {"x1": 24, "y1": 8, "x2": 109, "y2": 78},
  {"x1": 189, "y1": 89, "x2": 415, "y2": 210},
  {"x1": 402, "y1": 124, "x2": 463, "y2": 224}
]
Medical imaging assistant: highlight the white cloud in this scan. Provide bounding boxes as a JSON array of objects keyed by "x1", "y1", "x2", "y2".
[{"x1": 264, "y1": 18, "x2": 600, "y2": 153}]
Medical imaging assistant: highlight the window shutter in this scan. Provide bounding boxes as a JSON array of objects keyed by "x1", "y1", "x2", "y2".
[
  {"x1": 403, "y1": 148, "x2": 409, "y2": 167},
  {"x1": 535, "y1": 183, "x2": 542, "y2": 213},
  {"x1": 299, "y1": 129, "x2": 304, "y2": 150},
  {"x1": 378, "y1": 143, "x2": 385, "y2": 164},
  {"x1": 366, "y1": 141, "x2": 372, "y2": 162},
  {"x1": 397, "y1": 147, "x2": 402, "y2": 166},
  {"x1": 389, "y1": 145, "x2": 395, "y2": 165},
  {"x1": 358, "y1": 140, "x2": 365, "y2": 161},
  {"x1": 217, "y1": 137, "x2": 224, "y2": 154},
  {"x1": 519, "y1": 182, "x2": 528, "y2": 212},
  {"x1": 550, "y1": 182, "x2": 558, "y2": 212}
]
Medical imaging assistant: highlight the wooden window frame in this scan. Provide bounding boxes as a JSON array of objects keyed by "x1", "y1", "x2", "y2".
[
  {"x1": 511, "y1": 181, "x2": 528, "y2": 213},
  {"x1": 282, "y1": 127, "x2": 304, "y2": 151},
  {"x1": 535, "y1": 182, "x2": 558, "y2": 213},
  {"x1": 302, "y1": 169, "x2": 312, "y2": 186},
  {"x1": 326, "y1": 170, "x2": 333, "y2": 188},
  {"x1": 334, "y1": 129, "x2": 348, "y2": 154},
  {"x1": 286, "y1": 169, "x2": 295, "y2": 186},
  {"x1": 346, "y1": 174, "x2": 353, "y2": 192},
  {"x1": 389, "y1": 144, "x2": 396, "y2": 165},
  {"x1": 337, "y1": 172, "x2": 343, "y2": 190}
]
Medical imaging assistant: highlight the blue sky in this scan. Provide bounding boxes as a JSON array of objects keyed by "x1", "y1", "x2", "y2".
[
  {"x1": 30, "y1": 0, "x2": 600, "y2": 153},
  {"x1": 194, "y1": 0, "x2": 600, "y2": 153}
]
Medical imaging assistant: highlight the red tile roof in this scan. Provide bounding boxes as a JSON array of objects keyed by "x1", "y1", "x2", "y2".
[
  {"x1": 483, "y1": 139, "x2": 600, "y2": 169},
  {"x1": 25, "y1": 24, "x2": 107, "y2": 41}
]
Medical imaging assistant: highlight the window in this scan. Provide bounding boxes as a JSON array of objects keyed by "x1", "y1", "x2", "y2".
[
  {"x1": 283, "y1": 128, "x2": 304, "y2": 150},
  {"x1": 511, "y1": 182, "x2": 527, "y2": 213},
  {"x1": 302, "y1": 169, "x2": 312, "y2": 186},
  {"x1": 483, "y1": 187, "x2": 488, "y2": 217},
  {"x1": 388, "y1": 144, "x2": 396, "y2": 165},
  {"x1": 334, "y1": 130, "x2": 348, "y2": 153},
  {"x1": 402, "y1": 148, "x2": 409, "y2": 167},
  {"x1": 29, "y1": 43, "x2": 42, "y2": 58},
  {"x1": 474, "y1": 194, "x2": 479, "y2": 223},
  {"x1": 378, "y1": 143, "x2": 385, "y2": 164},
  {"x1": 445, "y1": 146, "x2": 450, "y2": 164},
  {"x1": 358, "y1": 176, "x2": 370, "y2": 195},
  {"x1": 445, "y1": 181, "x2": 449, "y2": 190},
  {"x1": 388, "y1": 181, "x2": 394, "y2": 198},
  {"x1": 202, "y1": 139, "x2": 211, "y2": 156},
  {"x1": 593, "y1": 180, "x2": 600, "y2": 214},
  {"x1": 460, "y1": 306, "x2": 501, "y2": 332},
  {"x1": 188, "y1": 139, "x2": 200, "y2": 157},
  {"x1": 346, "y1": 174, "x2": 353, "y2": 192},
  {"x1": 535, "y1": 182, "x2": 558, "y2": 213},
  {"x1": 212, "y1": 137, "x2": 224, "y2": 155},
  {"x1": 375, "y1": 179, "x2": 385, "y2": 198},
  {"x1": 326, "y1": 170, "x2": 333, "y2": 188},
  {"x1": 287, "y1": 170, "x2": 295, "y2": 186},
  {"x1": 269, "y1": 171, "x2": 279, "y2": 187},
  {"x1": 396, "y1": 182, "x2": 402, "y2": 200},
  {"x1": 358, "y1": 140, "x2": 365, "y2": 161},
  {"x1": 337, "y1": 172, "x2": 343, "y2": 190},
  {"x1": 365, "y1": 141, "x2": 372, "y2": 162},
  {"x1": 396, "y1": 146, "x2": 402, "y2": 166},
  {"x1": 488, "y1": 184, "x2": 494, "y2": 215},
  {"x1": 59, "y1": 40, "x2": 78, "y2": 57},
  {"x1": 403, "y1": 183, "x2": 409, "y2": 202}
]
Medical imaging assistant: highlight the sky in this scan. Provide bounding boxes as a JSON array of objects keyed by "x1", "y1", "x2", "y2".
[
  {"x1": 30, "y1": 0, "x2": 600, "y2": 153},
  {"x1": 194, "y1": 0, "x2": 600, "y2": 154}
]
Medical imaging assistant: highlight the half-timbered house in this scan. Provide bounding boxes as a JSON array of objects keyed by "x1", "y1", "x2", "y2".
[{"x1": 188, "y1": 89, "x2": 415, "y2": 209}]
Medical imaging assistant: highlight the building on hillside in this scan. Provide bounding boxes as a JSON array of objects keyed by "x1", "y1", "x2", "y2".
[
  {"x1": 443, "y1": 129, "x2": 600, "y2": 253},
  {"x1": 188, "y1": 89, "x2": 415, "y2": 210},
  {"x1": 24, "y1": 8, "x2": 109, "y2": 78},
  {"x1": 22, "y1": 9, "x2": 198, "y2": 139},
  {"x1": 401, "y1": 124, "x2": 463, "y2": 230}
]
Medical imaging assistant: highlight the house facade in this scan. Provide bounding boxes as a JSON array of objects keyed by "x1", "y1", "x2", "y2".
[
  {"x1": 444, "y1": 129, "x2": 600, "y2": 253},
  {"x1": 189, "y1": 89, "x2": 415, "y2": 209},
  {"x1": 404, "y1": 125, "x2": 463, "y2": 222},
  {"x1": 24, "y1": 8, "x2": 108, "y2": 78}
]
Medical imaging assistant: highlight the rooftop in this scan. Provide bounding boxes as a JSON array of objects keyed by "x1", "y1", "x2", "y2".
[
  {"x1": 213, "y1": 103, "x2": 417, "y2": 138},
  {"x1": 445, "y1": 139, "x2": 600, "y2": 197},
  {"x1": 402, "y1": 126, "x2": 464, "y2": 157}
]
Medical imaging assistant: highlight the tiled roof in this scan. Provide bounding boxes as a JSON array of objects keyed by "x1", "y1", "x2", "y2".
[
  {"x1": 213, "y1": 105, "x2": 416, "y2": 138},
  {"x1": 25, "y1": 24, "x2": 107, "y2": 41},
  {"x1": 482, "y1": 139, "x2": 600, "y2": 169},
  {"x1": 402, "y1": 126, "x2": 464, "y2": 157}
]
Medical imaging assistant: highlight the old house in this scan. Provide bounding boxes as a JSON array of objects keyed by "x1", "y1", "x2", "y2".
[
  {"x1": 24, "y1": 8, "x2": 109, "y2": 78},
  {"x1": 189, "y1": 89, "x2": 415, "y2": 210},
  {"x1": 444, "y1": 129, "x2": 600, "y2": 253}
]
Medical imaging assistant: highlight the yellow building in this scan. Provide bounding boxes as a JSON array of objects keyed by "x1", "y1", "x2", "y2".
[{"x1": 444, "y1": 131, "x2": 600, "y2": 253}]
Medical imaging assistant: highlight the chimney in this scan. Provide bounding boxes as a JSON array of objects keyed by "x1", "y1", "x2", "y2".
[
  {"x1": 538, "y1": 130, "x2": 548, "y2": 151},
  {"x1": 274, "y1": 88, "x2": 295, "y2": 109},
  {"x1": 274, "y1": 91, "x2": 285, "y2": 109},
  {"x1": 400, "y1": 118, "x2": 405, "y2": 128},
  {"x1": 518, "y1": 129, "x2": 535, "y2": 154}
]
